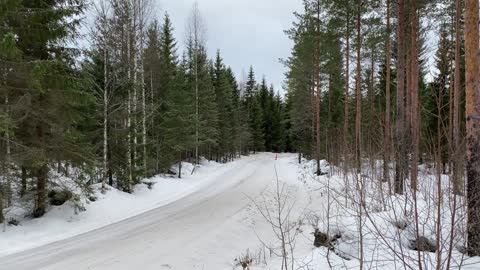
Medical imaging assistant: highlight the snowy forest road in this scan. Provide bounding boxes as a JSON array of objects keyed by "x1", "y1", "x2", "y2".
[{"x1": 0, "y1": 153, "x2": 296, "y2": 270}]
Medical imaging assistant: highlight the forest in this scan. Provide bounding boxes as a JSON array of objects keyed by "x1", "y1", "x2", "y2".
[
  {"x1": 1, "y1": 0, "x2": 480, "y2": 268},
  {"x1": 0, "y1": 0, "x2": 289, "y2": 218}
]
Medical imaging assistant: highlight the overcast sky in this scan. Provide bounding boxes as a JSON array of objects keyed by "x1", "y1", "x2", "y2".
[{"x1": 157, "y1": 0, "x2": 303, "y2": 93}]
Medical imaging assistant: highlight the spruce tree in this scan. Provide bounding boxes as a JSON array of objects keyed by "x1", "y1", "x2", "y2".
[
  {"x1": 161, "y1": 54, "x2": 194, "y2": 178},
  {"x1": 188, "y1": 45, "x2": 218, "y2": 159},
  {"x1": 159, "y1": 13, "x2": 178, "y2": 106},
  {"x1": 258, "y1": 79, "x2": 271, "y2": 151},
  {"x1": 284, "y1": 3, "x2": 316, "y2": 159},
  {"x1": 226, "y1": 67, "x2": 243, "y2": 157},
  {"x1": 424, "y1": 24, "x2": 453, "y2": 172},
  {"x1": 250, "y1": 98, "x2": 265, "y2": 153},
  {"x1": 0, "y1": 0, "x2": 22, "y2": 224},
  {"x1": 212, "y1": 51, "x2": 233, "y2": 161},
  {"x1": 270, "y1": 91, "x2": 285, "y2": 152},
  {"x1": 144, "y1": 20, "x2": 162, "y2": 175},
  {"x1": 2, "y1": 0, "x2": 90, "y2": 217},
  {"x1": 282, "y1": 92, "x2": 294, "y2": 153},
  {"x1": 243, "y1": 66, "x2": 258, "y2": 152},
  {"x1": 244, "y1": 66, "x2": 256, "y2": 109},
  {"x1": 156, "y1": 13, "x2": 179, "y2": 172}
]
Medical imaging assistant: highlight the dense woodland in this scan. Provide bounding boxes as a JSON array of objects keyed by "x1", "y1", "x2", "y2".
[
  {"x1": 283, "y1": 0, "x2": 480, "y2": 258},
  {"x1": 0, "y1": 0, "x2": 480, "y2": 260},
  {"x1": 0, "y1": 0, "x2": 289, "y2": 220}
]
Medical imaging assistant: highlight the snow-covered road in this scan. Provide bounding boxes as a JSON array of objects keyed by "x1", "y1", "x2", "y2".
[{"x1": 0, "y1": 153, "x2": 296, "y2": 270}]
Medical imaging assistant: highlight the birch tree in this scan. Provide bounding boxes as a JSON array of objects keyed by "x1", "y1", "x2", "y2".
[
  {"x1": 186, "y1": 1, "x2": 207, "y2": 167},
  {"x1": 314, "y1": 0, "x2": 322, "y2": 176},
  {"x1": 93, "y1": 0, "x2": 111, "y2": 192},
  {"x1": 383, "y1": 0, "x2": 392, "y2": 185}
]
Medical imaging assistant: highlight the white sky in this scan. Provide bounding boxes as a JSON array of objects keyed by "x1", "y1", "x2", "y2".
[
  {"x1": 156, "y1": 0, "x2": 302, "y2": 92},
  {"x1": 81, "y1": 1, "x2": 441, "y2": 94},
  {"x1": 81, "y1": 0, "x2": 301, "y2": 93}
]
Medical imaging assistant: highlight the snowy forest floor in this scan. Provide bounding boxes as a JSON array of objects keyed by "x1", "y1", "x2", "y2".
[
  {"x1": 0, "y1": 157, "x2": 237, "y2": 256},
  {"x1": 0, "y1": 153, "x2": 479, "y2": 270}
]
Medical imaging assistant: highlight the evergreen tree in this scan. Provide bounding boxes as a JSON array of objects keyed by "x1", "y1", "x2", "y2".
[
  {"x1": 187, "y1": 45, "x2": 218, "y2": 159},
  {"x1": 212, "y1": 51, "x2": 234, "y2": 161},
  {"x1": 144, "y1": 20, "x2": 162, "y2": 175},
  {"x1": 2, "y1": 0, "x2": 90, "y2": 217},
  {"x1": 250, "y1": 98, "x2": 265, "y2": 153},
  {"x1": 284, "y1": 2, "x2": 316, "y2": 159},
  {"x1": 244, "y1": 66, "x2": 256, "y2": 109},
  {"x1": 156, "y1": 13, "x2": 180, "y2": 172},
  {"x1": 258, "y1": 78, "x2": 271, "y2": 150},
  {"x1": 159, "y1": 13, "x2": 178, "y2": 105},
  {"x1": 270, "y1": 91, "x2": 285, "y2": 152},
  {"x1": 282, "y1": 92, "x2": 294, "y2": 153},
  {"x1": 161, "y1": 55, "x2": 194, "y2": 178},
  {"x1": 226, "y1": 67, "x2": 244, "y2": 156},
  {"x1": 0, "y1": 0, "x2": 23, "y2": 223},
  {"x1": 243, "y1": 66, "x2": 259, "y2": 152},
  {"x1": 424, "y1": 24, "x2": 453, "y2": 172}
]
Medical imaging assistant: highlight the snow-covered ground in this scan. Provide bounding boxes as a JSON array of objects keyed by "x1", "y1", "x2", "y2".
[
  {"x1": 0, "y1": 156, "x2": 260, "y2": 257},
  {"x1": 0, "y1": 153, "x2": 292, "y2": 269},
  {"x1": 0, "y1": 153, "x2": 479, "y2": 270},
  {"x1": 246, "y1": 158, "x2": 480, "y2": 270}
]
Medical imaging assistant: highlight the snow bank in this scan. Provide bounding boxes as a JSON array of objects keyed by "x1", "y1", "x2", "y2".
[{"x1": 0, "y1": 159, "x2": 224, "y2": 256}]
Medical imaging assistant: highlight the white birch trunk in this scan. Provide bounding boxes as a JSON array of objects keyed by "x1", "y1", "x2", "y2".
[
  {"x1": 126, "y1": 10, "x2": 133, "y2": 190},
  {"x1": 102, "y1": 18, "x2": 109, "y2": 192},
  {"x1": 139, "y1": 2, "x2": 147, "y2": 178},
  {"x1": 132, "y1": 1, "x2": 138, "y2": 176},
  {"x1": 5, "y1": 94, "x2": 11, "y2": 207},
  {"x1": 195, "y1": 44, "x2": 199, "y2": 166},
  {"x1": 187, "y1": 2, "x2": 205, "y2": 168}
]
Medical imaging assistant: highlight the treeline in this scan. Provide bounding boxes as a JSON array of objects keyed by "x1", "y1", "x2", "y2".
[
  {"x1": 0, "y1": 0, "x2": 289, "y2": 221},
  {"x1": 285, "y1": 0, "x2": 464, "y2": 176},
  {"x1": 283, "y1": 0, "x2": 480, "y2": 257}
]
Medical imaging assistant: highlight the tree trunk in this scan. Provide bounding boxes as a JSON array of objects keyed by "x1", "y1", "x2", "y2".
[
  {"x1": 126, "y1": 8, "x2": 133, "y2": 192},
  {"x1": 127, "y1": 72, "x2": 133, "y2": 190},
  {"x1": 465, "y1": 0, "x2": 480, "y2": 256},
  {"x1": 21, "y1": 166, "x2": 27, "y2": 197},
  {"x1": 132, "y1": 3, "x2": 138, "y2": 184},
  {"x1": 141, "y1": 47, "x2": 147, "y2": 178},
  {"x1": 406, "y1": 33, "x2": 412, "y2": 150},
  {"x1": 0, "y1": 187, "x2": 3, "y2": 224},
  {"x1": 368, "y1": 46, "x2": 375, "y2": 160},
  {"x1": 410, "y1": 0, "x2": 420, "y2": 190},
  {"x1": 315, "y1": 0, "x2": 322, "y2": 176},
  {"x1": 178, "y1": 157, "x2": 182, "y2": 179},
  {"x1": 449, "y1": 69, "x2": 454, "y2": 174},
  {"x1": 355, "y1": 3, "x2": 364, "y2": 270},
  {"x1": 33, "y1": 164, "x2": 48, "y2": 218},
  {"x1": 452, "y1": 0, "x2": 463, "y2": 195},
  {"x1": 355, "y1": 0, "x2": 362, "y2": 174},
  {"x1": 344, "y1": 9, "x2": 350, "y2": 172},
  {"x1": 395, "y1": 0, "x2": 407, "y2": 194},
  {"x1": 102, "y1": 24, "x2": 109, "y2": 192},
  {"x1": 409, "y1": 2, "x2": 422, "y2": 268},
  {"x1": 139, "y1": 2, "x2": 147, "y2": 179},
  {"x1": 195, "y1": 46, "x2": 199, "y2": 167},
  {"x1": 5, "y1": 94, "x2": 12, "y2": 207},
  {"x1": 383, "y1": 0, "x2": 392, "y2": 185}
]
